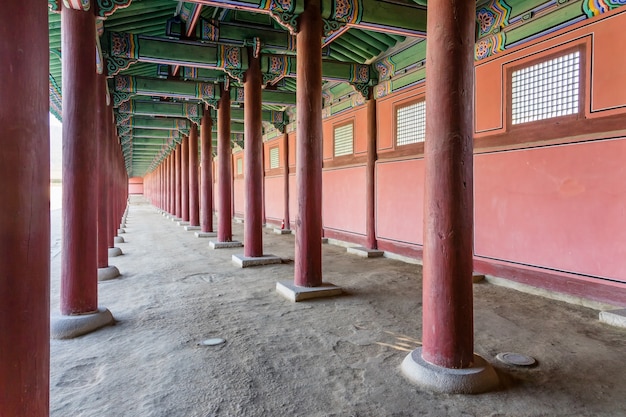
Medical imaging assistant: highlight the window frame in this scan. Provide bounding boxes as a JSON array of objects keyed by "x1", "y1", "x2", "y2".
[
  {"x1": 395, "y1": 98, "x2": 427, "y2": 147},
  {"x1": 333, "y1": 121, "x2": 354, "y2": 158},
  {"x1": 506, "y1": 44, "x2": 585, "y2": 130},
  {"x1": 269, "y1": 146, "x2": 280, "y2": 170}
]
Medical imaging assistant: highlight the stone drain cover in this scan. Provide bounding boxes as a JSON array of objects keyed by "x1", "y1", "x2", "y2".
[{"x1": 496, "y1": 352, "x2": 537, "y2": 367}]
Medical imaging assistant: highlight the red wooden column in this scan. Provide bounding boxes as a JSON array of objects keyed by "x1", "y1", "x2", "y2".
[
  {"x1": 175, "y1": 143, "x2": 182, "y2": 219},
  {"x1": 167, "y1": 152, "x2": 172, "y2": 214},
  {"x1": 200, "y1": 110, "x2": 214, "y2": 233},
  {"x1": 277, "y1": 0, "x2": 341, "y2": 298},
  {"x1": 0, "y1": 1, "x2": 49, "y2": 414},
  {"x1": 96, "y1": 74, "x2": 119, "y2": 280},
  {"x1": 282, "y1": 132, "x2": 290, "y2": 230},
  {"x1": 54, "y1": 3, "x2": 114, "y2": 338},
  {"x1": 189, "y1": 125, "x2": 200, "y2": 226},
  {"x1": 243, "y1": 51, "x2": 264, "y2": 257},
  {"x1": 365, "y1": 96, "x2": 377, "y2": 250},
  {"x1": 294, "y1": 0, "x2": 324, "y2": 286},
  {"x1": 181, "y1": 135, "x2": 190, "y2": 222},
  {"x1": 217, "y1": 85, "x2": 233, "y2": 242},
  {"x1": 401, "y1": 0, "x2": 498, "y2": 393}
]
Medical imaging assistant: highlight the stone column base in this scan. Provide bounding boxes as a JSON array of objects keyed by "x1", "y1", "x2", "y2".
[
  {"x1": 98, "y1": 265, "x2": 120, "y2": 281},
  {"x1": 276, "y1": 281, "x2": 342, "y2": 302},
  {"x1": 401, "y1": 347, "x2": 500, "y2": 394},
  {"x1": 108, "y1": 247, "x2": 123, "y2": 257},
  {"x1": 51, "y1": 307, "x2": 115, "y2": 339}
]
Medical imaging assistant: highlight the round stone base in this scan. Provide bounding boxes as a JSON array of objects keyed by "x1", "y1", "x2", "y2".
[
  {"x1": 108, "y1": 247, "x2": 123, "y2": 257},
  {"x1": 114, "y1": 236, "x2": 125, "y2": 243},
  {"x1": 118, "y1": 228, "x2": 125, "y2": 234},
  {"x1": 401, "y1": 347, "x2": 499, "y2": 394},
  {"x1": 98, "y1": 265, "x2": 120, "y2": 281},
  {"x1": 51, "y1": 307, "x2": 115, "y2": 339}
]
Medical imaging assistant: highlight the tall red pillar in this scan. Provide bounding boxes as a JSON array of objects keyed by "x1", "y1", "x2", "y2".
[
  {"x1": 181, "y1": 135, "x2": 190, "y2": 222},
  {"x1": 55, "y1": 3, "x2": 114, "y2": 338},
  {"x1": 189, "y1": 125, "x2": 200, "y2": 226},
  {"x1": 217, "y1": 85, "x2": 233, "y2": 242},
  {"x1": 0, "y1": 1, "x2": 49, "y2": 414},
  {"x1": 60, "y1": 5, "x2": 98, "y2": 315},
  {"x1": 96, "y1": 74, "x2": 119, "y2": 280},
  {"x1": 282, "y1": 132, "x2": 290, "y2": 230},
  {"x1": 243, "y1": 51, "x2": 264, "y2": 257},
  {"x1": 294, "y1": 0, "x2": 323, "y2": 286},
  {"x1": 175, "y1": 143, "x2": 182, "y2": 219},
  {"x1": 168, "y1": 152, "x2": 174, "y2": 214},
  {"x1": 401, "y1": 0, "x2": 498, "y2": 393},
  {"x1": 365, "y1": 97, "x2": 377, "y2": 250},
  {"x1": 200, "y1": 110, "x2": 214, "y2": 233}
]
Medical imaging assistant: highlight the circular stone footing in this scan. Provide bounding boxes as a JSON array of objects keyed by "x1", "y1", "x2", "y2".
[
  {"x1": 401, "y1": 347, "x2": 499, "y2": 394},
  {"x1": 98, "y1": 265, "x2": 120, "y2": 281},
  {"x1": 51, "y1": 307, "x2": 115, "y2": 339},
  {"x1": 118, "y1": 228, "x2": 125, "y2": 234},
  {"x1": 114, "y1": 236, "x2": 125, "y2": 243},
  {"x1": 108, "y1": 247, "x2": 123, "y2": 257}
]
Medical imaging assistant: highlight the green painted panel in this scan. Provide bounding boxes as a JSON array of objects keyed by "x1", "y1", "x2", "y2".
[
  {"x1": 505, "y1": 2, "x2": 585, "y2": 45},
  {"x1": 391, "y1": 68, "x2": 426, "y2": 91}
]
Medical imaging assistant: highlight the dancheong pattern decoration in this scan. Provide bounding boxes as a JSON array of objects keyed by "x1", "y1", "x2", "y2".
[
  {"x1": 475, "y1": 32, "x2": 507, "y2": 60},
  {"x1": 63, "y1": 0, "x2": 90, "y2": 11},
  {"x1": 324, "y1": 0, "x2": 363, "y2": 37},
  {"x1": 475, "y1": 0, "x2": 511, "y2": 60},
  {"x1": 217, "y1": 45, "x2": 245, "y2": 81},
  {"x1": 349, "y1": 64, "x2": 371, "y2": 99},
  {"x1": 260, "y1": 0, "x2": 299, "y2": 34},
  {"x1": 115, "y1": 75, "x2": 135, "y2": 93},
  {"x1": 49, "y1": 75, "x2": 62, "y2": 121},
  {"x1": 375, "y1": 58, "x2": 395, "y2": 82},
  {"x1": 96, "y1": 0, "x2": 132, "y2": 17},
  {"x1": 107, "y1": 56, "x2": 137, "y2": 77},
  {"x1": 49, "y1": 0, "x2": 61, "y2": 12},
  {"x1": 184, "y1": 103, "x2": 202, "y2": 125},
  {"x1": 263, "y1": 55, "x2": 292, "y2": 85},
  {"x1": 201, "y1": 19, "x2": 220, "y2": 42},
  {"x1": 110, "y1": 32, "x2": 139, "y2": 59},
  {"x1": 583, "y1": 0, "x2": 626, "y2": 17},
  {"x1": 270, "y1": 111, "x2": 287, "y2": 132},
  {"x1": 477, "y1": 0, "x2": 512, "y2": 37}
]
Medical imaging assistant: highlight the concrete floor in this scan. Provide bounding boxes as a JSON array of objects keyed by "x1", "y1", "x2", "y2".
[{"x1": 49, "y1": 196, "x2": 626, "y2": 416}]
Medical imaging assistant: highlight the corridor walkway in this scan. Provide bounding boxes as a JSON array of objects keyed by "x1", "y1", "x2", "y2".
[{"x1": 49, "y1": 196, "x2": 626, "y2": 416}]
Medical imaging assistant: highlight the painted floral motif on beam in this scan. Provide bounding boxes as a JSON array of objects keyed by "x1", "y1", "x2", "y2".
[
  {"x1": 476, "y1": 0, "x2": 512, "y2": 37},
  {"x1": 475, "y1": 32, "x2": 507, "y2": 60}
]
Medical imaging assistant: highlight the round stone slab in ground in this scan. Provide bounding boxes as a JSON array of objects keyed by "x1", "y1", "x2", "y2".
[
  {"x1": 199, "y1": 338, "x2": 226, "y2": 346},
  {"x1": 496, "y1": 352, "x2": 537, "y2": 367}
]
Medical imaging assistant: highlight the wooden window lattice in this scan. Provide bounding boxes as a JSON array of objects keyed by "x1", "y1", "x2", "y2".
[
  {"x1": 511, "y1": 51, "x2": 580, "y2": 125},
  {"x1": 236, "y1": 158, "x2": 243, "y2": 175},
  {"x1": 396, "y1": 100, "x2": 426, "y2": 146},
  {"x1": 269, "y1": 147, "x2": 279, "y2": 169},
  {"x1": 334, "y1": 123, "x2": 354, "y2": 157}
]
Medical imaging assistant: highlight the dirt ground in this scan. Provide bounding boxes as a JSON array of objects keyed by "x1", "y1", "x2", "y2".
[{"x1": 49, "y1": 196, "x2": 626, "y2": 417}]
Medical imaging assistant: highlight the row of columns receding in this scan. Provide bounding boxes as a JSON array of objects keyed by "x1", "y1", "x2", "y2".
[{"x1": 0, "y1": 1, "x2": 498, "y2": 415}]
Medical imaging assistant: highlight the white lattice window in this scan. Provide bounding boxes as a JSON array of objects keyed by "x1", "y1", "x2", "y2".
[
  {"x1": 334, "y1": 123, "x2": 353, "y2": 157},
  {"x1": 396, "y1": 100, "x2": 426, "y2": 146},
  {"x1": 236, "y1": 158, "x2": 243, "y2": 175},
  {"x1": 511, "y1": 51, "x2": 580, "y2": 125},
  {"x1": 269, "y1": 147, "x2": 279, "y2": 169}
]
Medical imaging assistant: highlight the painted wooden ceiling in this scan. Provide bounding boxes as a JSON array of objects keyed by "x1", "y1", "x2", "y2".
[{"x1": 48, "y1": 0, "x2": 622, "y2": 176}]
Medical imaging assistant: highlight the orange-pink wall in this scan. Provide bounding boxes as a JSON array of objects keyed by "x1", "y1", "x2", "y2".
[
  {"x1": 128, "y1": 177, "x2": 143, "y2": 195},
  {"x1": 264, "y1": 175, "x2": 283, "y2": 222},
  {"x1": 322, "y1": 166, "x2": 367, "y2": 236},
  {"x1": 475, "y1": 138, "x2": 626, "y2": 281}
]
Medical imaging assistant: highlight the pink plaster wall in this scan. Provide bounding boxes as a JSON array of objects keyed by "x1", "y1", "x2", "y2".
[
  {"x1": 322, "y1": 166, "x2": 366, "y2": 235},
  {"x1": 233, "y1": 178, "x2": 244, "y2": 218},
  {"x1": 128, "y1": 177, "x2": 144, "y2": 195},
  {"x1": 474, "y1": 138, "x2": 626, "y2": 282},
  {"x1": 375, "y1": 158, "x2": 424, "y2": 246},
  {"x1": 264, "y1": 175, "x2": 283, "y2": 222}
]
